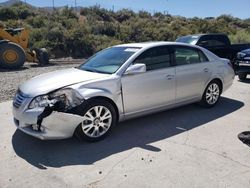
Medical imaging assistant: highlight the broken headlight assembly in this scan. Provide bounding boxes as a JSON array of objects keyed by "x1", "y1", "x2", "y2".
[{"x1": 28, "y1": 88, "x2": 83, "y2": 111}]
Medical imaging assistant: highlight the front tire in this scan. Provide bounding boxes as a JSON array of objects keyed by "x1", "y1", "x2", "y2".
[
  {"x1": 0, "y1": 42, "x2": 26, "y2": 69},
  {"x1": 75, "y1": 99, "x2": 117, "y2": 142},
  {"x1": 238, "y1": 73, "x2": 247, "y2": 81},
  {"x1": 200, "y1": 80, "x2": 221, "y2": 108}
]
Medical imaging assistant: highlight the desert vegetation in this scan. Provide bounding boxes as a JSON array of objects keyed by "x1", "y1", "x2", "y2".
[{"x1": 0, "y1": 3, "x2": 249, "y2": 58}]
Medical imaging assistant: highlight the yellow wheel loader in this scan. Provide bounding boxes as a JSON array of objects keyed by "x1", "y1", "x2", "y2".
[{"x1": 0, "y1": 28, "x2": 49, "y2": 69}]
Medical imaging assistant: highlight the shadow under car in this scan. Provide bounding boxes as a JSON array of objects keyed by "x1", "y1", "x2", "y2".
[{"x1": 12, "y1": 97, "x2": 244, "y2": 169}]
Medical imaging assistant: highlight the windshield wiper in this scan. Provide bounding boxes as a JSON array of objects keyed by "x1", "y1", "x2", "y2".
[
  {"x1": 80, "y1": 67, "x2": 97, "y2": 73},
  {"x1": 77, "y1": 66, "x2": 111, "y2": 74}
]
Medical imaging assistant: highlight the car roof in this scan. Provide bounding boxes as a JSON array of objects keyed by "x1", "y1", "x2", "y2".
[
  {"x1": 115, "y1": 41, "x2": 197, "y2": 49},
  {"x1": 177, "y1": 33, "x2": 227, "y2": 38}
]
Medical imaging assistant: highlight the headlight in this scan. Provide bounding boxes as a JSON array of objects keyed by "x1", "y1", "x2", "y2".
[
  {"x1": 29, "y1": 95, "x2": 52, "y2": 109},
  {"x1": 237, "y1": 52, "x2": 246, "y2": 59},
  {"x1": 28, "y1": 88, "x2": 83, "y2": 110}
]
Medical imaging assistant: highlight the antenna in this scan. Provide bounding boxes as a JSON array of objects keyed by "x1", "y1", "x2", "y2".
[
  {"x1": 75, "y1": 0, "x2": 77, "y2": 12},
  {"x1": 166, "y1": 0, "x2": 169, "y2": 15},
  {"x1": 52, "y1": 0, "x2": 55, "y2": 10}
]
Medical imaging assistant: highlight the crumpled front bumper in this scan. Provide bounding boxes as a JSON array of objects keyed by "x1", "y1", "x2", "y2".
[{"x1": 13, "y1": 98, "x2": 84, "y2": 140}]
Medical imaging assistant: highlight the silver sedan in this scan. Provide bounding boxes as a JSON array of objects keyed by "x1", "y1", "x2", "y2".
[{"x1": 12, "y1": 42, "x2": 235, "y2": 141}]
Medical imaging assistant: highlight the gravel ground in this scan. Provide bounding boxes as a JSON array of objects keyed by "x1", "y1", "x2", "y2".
[{"x1": 0, "y1": 61, "x2": 83, "y2": 102}]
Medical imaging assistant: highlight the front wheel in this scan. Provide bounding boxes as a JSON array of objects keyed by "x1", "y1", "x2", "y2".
[
  {"x1": 0, "y1": 42, "x2": 26, "y2": 69},
  {"x1": 200, "y1": 81, "x2": 221, "y2": 107},
  {"x1": 74, "y1": 99, "x2": 117, "y2": 142}
]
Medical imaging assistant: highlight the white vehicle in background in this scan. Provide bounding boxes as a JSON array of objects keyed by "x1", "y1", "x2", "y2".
[{"x1": 12, "y1": 42, "x2": 235, "y2": 141}]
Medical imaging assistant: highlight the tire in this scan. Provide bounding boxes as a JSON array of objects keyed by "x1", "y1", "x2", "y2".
[
  {"x1": 238, "y1": 132, "x2": 250, "y2": 144},
  {"x1": 200, "y1": 80, "x2": 221, "y2": 108},
  {"x1": 238, "y1": 73, "x2": 247, "y2": 81},
  {"x1": 0, "y1": 42, "x2": 26, "y2": 69},
  {"x1": 74, "y1": 99, "x2": 117, "y2": 142},
  {"x1": 35, "y1": 48, "x2": 49, "y2": 65},
  {"x1": 238, "y1": 131, "x2": 250, "y2": 144}
]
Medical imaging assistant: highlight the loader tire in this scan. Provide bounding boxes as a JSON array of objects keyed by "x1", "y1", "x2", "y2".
[
  {"x1": 0, "y1": 42, "x2": 26, "y2": 69},
  {"x1": 36, "y1": 48, "x2": 49, "y2": 65}
]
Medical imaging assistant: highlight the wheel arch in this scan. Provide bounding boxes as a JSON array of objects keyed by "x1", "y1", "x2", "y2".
[
  {"x1": 85, "y1": 96, "x2": 120, "y2": 122},
  {"x1": 204, "y1": 77, "x2": 223, "y2": 95},
  {"x1": 210, "y1": 78, "x2": 223, "y2": 93}
]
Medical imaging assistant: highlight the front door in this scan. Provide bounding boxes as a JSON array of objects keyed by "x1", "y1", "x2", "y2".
[{"x1": 121, "y1": 46, "x2": 176, "y2": 115}]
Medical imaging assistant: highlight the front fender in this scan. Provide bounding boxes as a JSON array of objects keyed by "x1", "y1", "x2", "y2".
[
  {"x1": 76, "y1": 87, "x2": 124, "y2": 117},
  {"x1": 78, "y1": 88, "x2": 114, "y2": 100}
]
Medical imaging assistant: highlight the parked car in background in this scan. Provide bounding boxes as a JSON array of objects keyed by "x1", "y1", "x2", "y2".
[
  {"x1": 234, "y1": 48, "x2": 250, "y2": 80},
  {"x1": 12, "y1": 42, "x2": 235, "y2": 142},
  {"x1": 176, "y1": 33, "x2": 250, "y2": 68}
]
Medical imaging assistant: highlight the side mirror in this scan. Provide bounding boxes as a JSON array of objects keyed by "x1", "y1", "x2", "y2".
[{"x1": 124, "y1": 63, "x2": 146, "y2": 75}]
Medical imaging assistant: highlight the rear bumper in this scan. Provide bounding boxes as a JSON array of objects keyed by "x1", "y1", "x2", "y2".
[{"x1": 235, "y1": 61, "x2": 250, "y2": 74}]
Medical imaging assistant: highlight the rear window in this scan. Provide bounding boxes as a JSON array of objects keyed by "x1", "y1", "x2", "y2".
[{"x1": 174, "y1": 47, "x2": 208, "y2": 65}]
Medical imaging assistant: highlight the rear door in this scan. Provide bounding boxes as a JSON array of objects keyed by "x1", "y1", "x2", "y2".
[
  {"x1": 121, "y1": 46, "x2": 176, "y2": 114},
  {"x1": 174, "y1": 46, "x2": 212, "y2": 102}
]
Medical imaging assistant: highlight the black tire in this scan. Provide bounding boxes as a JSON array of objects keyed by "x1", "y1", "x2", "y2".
[
  {"x1": 74, "y1": 99, "x2": 117, "y2": 142},
  {"x1": 0, "y1": 42, "x2": 26, "y2": 69},
  {"x1": 36, "y1": 48, "x2": 49, "y2": 65},
  {"x1": 238, "y1": 73, "x2": 247, "y2": 81},
  {"x1": 238, "y1": 131, "x2": 250, "y2": 144},
  {"x1": 200, "y1": 80, "x2": 222, "y2": 108}
]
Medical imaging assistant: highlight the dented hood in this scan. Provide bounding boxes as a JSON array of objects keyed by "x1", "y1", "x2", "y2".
[{"x1": 19, "y1": 68, "x2": 109, "y2": 97}]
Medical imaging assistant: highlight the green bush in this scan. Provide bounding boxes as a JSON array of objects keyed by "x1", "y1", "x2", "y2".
[{"x1": 0, "y1": 4, "x2": 249, "y2": 58}]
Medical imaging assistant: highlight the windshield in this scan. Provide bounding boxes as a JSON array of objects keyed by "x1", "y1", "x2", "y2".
[
  {"x1": 79, "y1": 47, "x2": 140, "y2": 74},
  {"x1": 176, "y1": 36, "x2": 200, "y2": 45}
]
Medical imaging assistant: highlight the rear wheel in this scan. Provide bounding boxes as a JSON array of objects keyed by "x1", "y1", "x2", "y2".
[
  {"x1": 35, "y1": 48, "x2": 49, "y2": 65},
  {"x1": 200, "y1": 80, "x2": 221, "y2": 107},
  {"x1": 238, "y1": 73, "x2": 247, "y2": 81},
  {"x1": 0, "y1": 42, "x2": 25, "y2": 69},
  {"x1": 75, "y1": 99, "x2": 117, "y2": 142}
]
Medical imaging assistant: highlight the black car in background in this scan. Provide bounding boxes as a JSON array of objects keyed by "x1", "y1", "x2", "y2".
[
  {"x1": 235, "y1": 48, "x2": 250, "y2": 80},
  {"x1": 176, "y1": 34, "x2": 250, "y2": 67}
]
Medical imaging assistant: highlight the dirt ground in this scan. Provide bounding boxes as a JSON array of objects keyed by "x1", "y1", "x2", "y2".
[{"x1": 0, "y1": 60, "x2": 83, "y2": 102}]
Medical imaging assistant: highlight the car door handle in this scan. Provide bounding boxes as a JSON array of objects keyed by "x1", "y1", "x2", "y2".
[
  {"x1": 203, "y1": 68, "x2": 209, "y2": 72},
  {"x1": 166, "y1": 75, "x2": 174, "y2": 80}
]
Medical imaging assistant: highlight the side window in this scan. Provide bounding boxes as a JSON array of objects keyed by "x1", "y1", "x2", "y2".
[
  {"x1": 198, "y1": 50, "x2": 209, "y2": 62},
  {"x1": 209, "y1": 40, "x2": 226, "y2": 46},
  {"x1": 199, "y1": 36, "x2": 227, "y2": 47},
  {"x1": 175, "y1": 47, "x2": 207, "y2": 65},
  {"x1": 133, "y1": 46, "x2": 171, "y2": 71}
]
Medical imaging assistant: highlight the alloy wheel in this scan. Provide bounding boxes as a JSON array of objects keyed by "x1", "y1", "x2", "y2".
[
  {"x1": 81, "y1": 105, "x2": 112, "y2": 138},
  {"x1": 206, "y1": 83, "x2": 220, "y2": 105}
]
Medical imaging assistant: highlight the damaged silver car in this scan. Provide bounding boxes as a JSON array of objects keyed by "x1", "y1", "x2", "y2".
[{"x1": 13, "y1": 42, "x2": 235, "y2": 141}]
